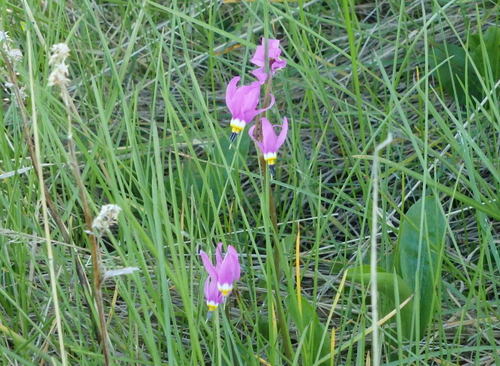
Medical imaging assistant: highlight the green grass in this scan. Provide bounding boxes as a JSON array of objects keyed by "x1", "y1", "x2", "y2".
[{"x1": 1, "y1": 0, "x2": 499, "y2": 365}]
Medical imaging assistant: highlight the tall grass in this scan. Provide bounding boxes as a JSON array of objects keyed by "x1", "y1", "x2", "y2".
[{"x1": 0, "y1": 0, "x2": 498, "y2": 365}]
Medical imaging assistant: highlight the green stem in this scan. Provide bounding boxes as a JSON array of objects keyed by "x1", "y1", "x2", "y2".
[
  {"x1": 60, "y1": 85, "x2": 111, "y2": 365},
  {"x1": 214, "y1": 310, "x2": 224, "y2": 366}
]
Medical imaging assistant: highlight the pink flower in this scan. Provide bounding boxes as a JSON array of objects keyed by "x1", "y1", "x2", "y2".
[
  {"x1": 200, "y1": 243, "x2": 241, "y2": 302},
  {"x1": 250, "y1": 38, "x2": 287, "y2": 84},
  {"x1": 204, "y1": 276, "x2": 223, "y2": 312},
  {"x1": 226, "y1": 76, "x2": 275, "y2": 141},
  {"x1": 249, "y1": 117, "x2": 288, "y2": 175}
]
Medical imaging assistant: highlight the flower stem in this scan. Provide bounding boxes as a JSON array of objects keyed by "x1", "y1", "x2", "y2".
[
  {"x1": 59, "y1": 84, "x2": 111, "y2": 366},
  {"x1": 253, "y1": 58, "x2": 294, "y2": 363},
  {"x1": 215, "y1": 310, "x2": 222, "y2": 366},
  {"x1": 0, "y1": 44, "x2": 92, "y2": 305}
]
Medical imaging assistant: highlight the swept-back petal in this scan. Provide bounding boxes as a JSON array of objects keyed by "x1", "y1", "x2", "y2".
[
  {"x1": 251, "y1": 38, "x2": 282, "y2": 66},
  {"x1": 248, "y1": 125, "x2": 257, "y2": 143},
  {"x1": 248, "y1": 125, "x2": 264, "y2": 153},
  {"x1": 255, "y1": 93, "x2": 275, "y2": 115},
  {"x1": 215, "y1": 242, "x2": 223, "y2": 268},
  {"x1": 274, "y1": 117, "x2": 288, "y2": 150},
  {"x1": 251, "y1": 68, "x2": 268, "y2": 84},
  {"x1": 261, "y1": 117, "x2": 278, "y2": 153},
  {"x1": 227, "y1": 245, "x2": 241, "y2": 281},
  {"x1": 267, "y1": 39, "x2": 281, "y2": 50},
  {"x1": 239, "y1": 82, "x2": 261, "y2": 116},
  {"x1": 250, "y1": 45, "x2": 265, "y2": 67},
  {"x1": 225, "y1": 76, "x2": 240, "y2": 114},
  {"x1": 204, "y1": 276, "x2": 222, "y2": 304},
  {"x1": 218, "y1": 245, "x2": 240, "y2": 285},
  {"x1": 204, "y1": 277, "x2": 212, "y2": 299},
  {"x1": 271, "y1": 58, "x2": 287, "y2": 71},
  {"x1": 248, "y1": 125, "x2": 264, "y2": 152},
  {"x1": 200, "y1": 250, "x2": 217, "y2": 279}
]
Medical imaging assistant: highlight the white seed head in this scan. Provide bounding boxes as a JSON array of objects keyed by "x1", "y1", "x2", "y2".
[
  {"x1": 0, "y1": 31, "x2": 10, "y2": 43},
  {"x1": 4, "y1": 83, "x2": 27, "y2": 100},
  {"x1": 47, "y1": 63, "x2": 69, "y2": 87},
  {"x1": 92, "y1": 204, "x2": 122, "y2": 235},
  {"x1": 49, "y1": 43, "x2": 70, "y2": 65},
  {"x1": 7, "y1": 48, "x2": 22, "y2": 62},
  {"x1": 18, "y1": 86, "x2": 27, "y2": 100}
]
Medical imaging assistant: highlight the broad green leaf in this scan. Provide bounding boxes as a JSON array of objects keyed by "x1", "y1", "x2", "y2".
[
  {"x1": 431, "y1": 43, "x2": 483, "y2": 105},
  {"x1": 346, "y1": 266, "x2": 414, "y2": 339},
  {"x1": 431, "y1": 26, "x2": 500, "y2": 105},
  {"x1": 397, "y1": 196, "x2": 446, "y2": 338},
  {"x1": 287, "y1": 293, "x2": 331, "y2": 365},
  {"x1": 470, "y1": 26, "x2": 500, "y2": 82}
]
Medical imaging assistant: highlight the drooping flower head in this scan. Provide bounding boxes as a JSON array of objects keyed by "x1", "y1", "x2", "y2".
[
  {"x1": 250, "y1": 38, "x2": 287, "y2": 84},
  {"x1": 204, "y1": 276, "x2": 223, "y2": 312},
  {"x1": 249, "y1": 117, "x2": 288, "y2": 175},
  {"x1": 200, "y1": 243, "x2": 241, "y2": 301},
  {"x1": 215, "y1": 244, "x2": 241, "y2": 295},
  {"x1": 226, "y1": 76, "x2": 275, "y2": 141}
]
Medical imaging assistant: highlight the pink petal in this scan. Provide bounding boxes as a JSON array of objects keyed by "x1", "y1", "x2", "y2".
[
  {"x1": 251, "y1": 39, "x2": 282, "y2": 66},
  {"x1": 274, "y1": 117, "x2": 289, "y2": 150},
  {"x1": 248, "y1": 124, "x2": 264, "y2": 153},
  {"x1": 239, "y1": 82, "x2": 261, "y2": 115},
  {"x1": 227, "y1": 245, "x2": 241, "y2": 281},
  {"x1": 271, "y1": 58, "x2": 287, "y2": 72},
  {"x1": 268, "y1": 39, "x2": 281, "y2": 48},
  {"x1": 199, "y1": 250, "x2": 217, "y2": 279},
  {"x1": 204, "y1": 276, "x2": 222, "y2": 304},
  {"x1": 251, "y1": 68, "x2": 268, "y2": 84},
  {"x1": 218, "y1": 245, "x2": 240, "y2": 285},
  {"x1": 225, "y1": 76, "x2": 240, "y2": 115},
  {"x1": 204, "y1": 277, "x2": 212, "y2": 298},
  {"x1": 250, "y1": 46, "x2": 265, "y2": 67},
  {"x1": 255, "y1": 93, "x2": 275, "y2": 115},
  {"x1": 261, "y1": 117, "x2": 278, "y2": 154},
  {"x1": 244, "y1": 93, "x2": 275, "y2": 127},
  {"x1": 215, "y1": 242, "x2": 223, "y2": 268}
]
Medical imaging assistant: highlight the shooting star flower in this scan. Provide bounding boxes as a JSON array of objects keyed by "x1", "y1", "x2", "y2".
[
  {"x1": 226, "y1": 76, "x2": 274, "y2": 142},
  {"x1": 249, "y1": 117, "x2": 288, "y2": 176},
  {"x1": 250, "y1": 38, "x2": 287, "y2": 84},
  {"x1": 204, "y1": 276, "x2": 223, "y2": 312},
  {"x1": 200, "y1": 243, "x2": 241, "y2": 300}
]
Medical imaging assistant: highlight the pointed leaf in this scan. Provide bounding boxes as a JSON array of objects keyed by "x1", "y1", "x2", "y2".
[
  {"x1": 397, "y1": 196, "x2": 446, "y2": 337},
  {"x1": 346, "y1": 266, "x2": 414, "y2": 339}
]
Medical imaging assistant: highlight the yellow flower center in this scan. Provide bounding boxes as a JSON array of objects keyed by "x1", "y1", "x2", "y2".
[
  {"x1": 230, "y1": 118, "x2": 245, "y2": 134},
  {"x1": 220, "y1": 288, "x2": 232, "y2": 296},
  {"x1": 265, "y1": 157, "x2": 277, "y2": 165},
  {"x1": 207, "y1": 304, "x2": 218, "y2": 311}
]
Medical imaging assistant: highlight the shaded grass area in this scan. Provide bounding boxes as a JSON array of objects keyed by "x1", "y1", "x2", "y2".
[{"x1": 0, "y1": 0, "x2": 499, "y2": 365}]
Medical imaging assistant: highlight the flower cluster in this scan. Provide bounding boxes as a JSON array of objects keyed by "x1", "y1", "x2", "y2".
[
  {"x1": 0, "y1": 31, "x2": 23, "y2": 65},
  {"x1": 200, "y1": 39, "x2": 289, "y2": 313},
  {"x1": 225, "y1": 38, "x2": 288, "y2": 174},
  {"x1": 200, "y1": 243, "x2": 241, "y2": 312},
  {"x1": 1, "y1": 30, "x2": 26, "y2": 100},
  {"x1": 250, "y1": 38, "x2": 287, "y2": 84},
  {"x1": 92, "y1": 204, "x2": 122, "y2": 236},
  {"x1": 48, "y1": 43, "x2": 70, "y2": 87}
]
